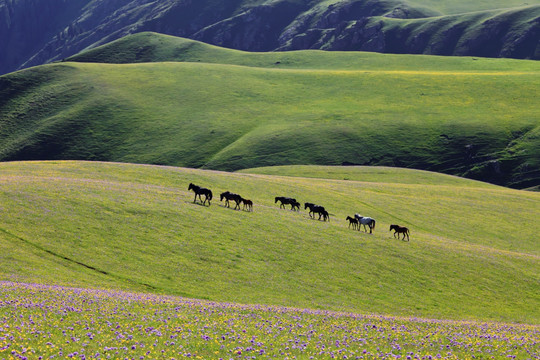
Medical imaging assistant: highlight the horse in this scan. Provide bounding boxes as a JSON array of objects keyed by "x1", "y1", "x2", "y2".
[
  {"x1": 241, "y1": 198, "x2": 253, "y2": 212},
  {"x1": 305, "y1": 203, "x2": 328, "y2": 221},
  {"x1": 188, "y1": 183, "x2": 213, "y2": 206},
  {"x1": 346, "y1": 216, "x2": 358, "y2": 230},
  {"x1": 220, "y1": 191, "x2": 242, "y2": 210},
  {"x1": 354, "y1": 214, "x2": 376, "y2": 233},
  {"x1": 320, "y1": 209, "x2": 330, "y2": 221},
  {"x1": 390, "y1": 224, "x2": 410, "y2": 241},
  {"x1": 290, "y1": 200, "x2": 300, "y2": 211},
  {"x1": 275, "y1": 196, "x2": 298, "y2": 210}
]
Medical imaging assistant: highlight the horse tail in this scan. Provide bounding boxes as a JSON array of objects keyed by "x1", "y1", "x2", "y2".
[
  {"x1": 208, "y1": 190, "x2": 213, "y2": 200},
  {"x1": 371, "y1": 219, "x2": 376, "y2": 230}
]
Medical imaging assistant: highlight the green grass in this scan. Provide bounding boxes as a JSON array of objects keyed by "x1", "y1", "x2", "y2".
[
  {"x1": 2, "y1": 283, "x2": 539, "y2": 359},
  {"x1": 238, "y1": 165, "x2": 497, "y2": 186},
  {"x1": 0, "y1": 161, "x2": 538, "y2": 324},
  {"x1": 68, "y1": 31, "x2": 540, "y2": 72},
  {"x1": 2, "y1": 43, "x2": 539, "y2": 188}
]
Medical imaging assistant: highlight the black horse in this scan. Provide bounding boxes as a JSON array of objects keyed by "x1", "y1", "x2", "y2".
[
  {"x1": 346, "y1": 216, "x2": 358, "y2": 229},
  {"x1": 275, "y1": 196, "x2": 298, "y2": 210},
  {"x1": 304, "y1": 203, "x2": 328, "y2": 221},
  {"x1": 320, "y1": 209, "x2": 330, "y2": 221},
  {"x1": 220, "y1": 191, "x2": 242, "y2": 210},
  {"x1": 188, "y1": 183, "x2": 213, "y2": 206}
]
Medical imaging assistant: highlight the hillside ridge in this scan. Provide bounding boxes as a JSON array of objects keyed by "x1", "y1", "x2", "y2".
[
  {"x1": 1, "y1": 0, "x2": 539, "y2": 75},
  {"x1": 1, "y1": 47, "x2": 539, "y2": 189}
]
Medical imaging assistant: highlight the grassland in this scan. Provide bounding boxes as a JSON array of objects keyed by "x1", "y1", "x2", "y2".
[
  {"x1": 2, "y1": 36, "x2": 539, "y2": 189},
  {"x1": 0, "y1": 161, "x2": 538, "y2": 324},
  {"x1": 2, "y1": 283, "x2": 538, "y2": 359}
]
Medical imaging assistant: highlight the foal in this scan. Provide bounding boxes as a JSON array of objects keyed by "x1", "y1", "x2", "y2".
[
  {"x1": 346, "y1": 216, "x2": 358, "y2": 230},
  {"x1": 241, "y1": 198, "x2": 253, "y2": 212}
]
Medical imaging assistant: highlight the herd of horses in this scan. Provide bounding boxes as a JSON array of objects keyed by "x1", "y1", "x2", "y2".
[{"x1": 188, "y1": 183, "x2": 410, "y2": 241}]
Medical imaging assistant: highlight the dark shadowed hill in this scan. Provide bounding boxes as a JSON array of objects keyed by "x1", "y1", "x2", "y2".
[{"x1": 1, "y1": 0, "x2": 539, "y2": 75}]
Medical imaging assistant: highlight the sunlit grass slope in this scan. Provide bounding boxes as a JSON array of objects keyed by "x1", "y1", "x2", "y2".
[
  {"x1": 2, "y1": 43, "x2": 539, "y2": 188},
  {"x1": 0, "y1": 161, "x2": 538, "y2": 323},
  {"x1": 68, "y1": 32, "x2": 540, "y2": 72}
]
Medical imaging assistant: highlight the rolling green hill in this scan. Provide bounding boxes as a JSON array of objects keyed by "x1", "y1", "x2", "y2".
[
  {"x1": 0, "y1": 161, "x2": 538, "y2": 323},
  {"x1": 2, "y1": 34, "x2": 539, "y2": 188},
  {"x1": 2, "y1": 0, "x2": 539, "y2": 76}
]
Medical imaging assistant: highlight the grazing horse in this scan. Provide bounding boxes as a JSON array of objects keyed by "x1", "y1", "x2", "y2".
[
  {"x1": 188, "y1": 183, "x2": 213, "y2": 206},
  {"x1": 241, "y1": 198, "x2": 253, "y2": 212},
  {"x1": 390, "y1": 224, "x2": 410, "y2": 241},
  {"x1": 304, "y1": 203, "x2": 328, "y2": 221},
  {"x1": 275, "y1": 196, "x2": 298, "y2": 210},
  {"x1": 220, "y1": 191, "x2": 242, "y2": 210},
  {"x1": 354, "y1": 214, "x2": 376, "y2": 233},
  {"x1": 346, "y1": 216, "x2": 358, "y2": 230}
]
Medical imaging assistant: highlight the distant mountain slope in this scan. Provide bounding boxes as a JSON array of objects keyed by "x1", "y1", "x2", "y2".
[
  {"x1": 1, "y1": 0, "x2": 539, "y2": 75},
  {"x1": 1, "y1": 40, "x2": 539, "y2": 188}
]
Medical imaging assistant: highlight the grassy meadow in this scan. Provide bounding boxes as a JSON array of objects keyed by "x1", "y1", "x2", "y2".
[
  {"x1": 2, "y1": 41, "x2": 540, "y2": 188},
  {"x1": 2, "y1": 282, "x2": 539, "y2": 359},
  {"x1": 0, "y1": 161, "x2": 538, "y2": 325}
]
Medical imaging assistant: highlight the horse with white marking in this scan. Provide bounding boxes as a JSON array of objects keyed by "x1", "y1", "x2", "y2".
[{"x1": 354, "y1": 214, "x2": 376, "y2": 233}]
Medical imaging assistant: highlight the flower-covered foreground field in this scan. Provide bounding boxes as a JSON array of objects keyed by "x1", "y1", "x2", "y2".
[{"x1": 0, "y1": 282, "x2": 538, "y2": 360}]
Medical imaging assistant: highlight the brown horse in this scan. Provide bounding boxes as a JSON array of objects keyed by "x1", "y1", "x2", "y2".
[
  {"x1": 390, "y1": 224, "x2": 410, "y2": 241},
  {"x1": 241, "y1": 198, "x2": 253, "y2": 212}
]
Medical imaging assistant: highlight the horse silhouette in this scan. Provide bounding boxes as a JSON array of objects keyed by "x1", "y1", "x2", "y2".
[
  {"x1": 390, "y1": 224, "x2": 410, "y2": 241},
  {"x1": 220, "y1": 191, "x2": 242, "y2": 210},
  {"x1": 275, "y1": 196, "x2": 298, "y2": 210},
  {"x1": 346, "y1": 216, "x2": 358, "y2": 229},
  {"x1": 188, "y1": 183, "x2": 212, "y2": 206},
  {"x1": 241, "y1": 198, "x2": 253, "y2": 212},
  {"x1": 304, "y1": 203, "x2": 328, "y2": 221}
]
